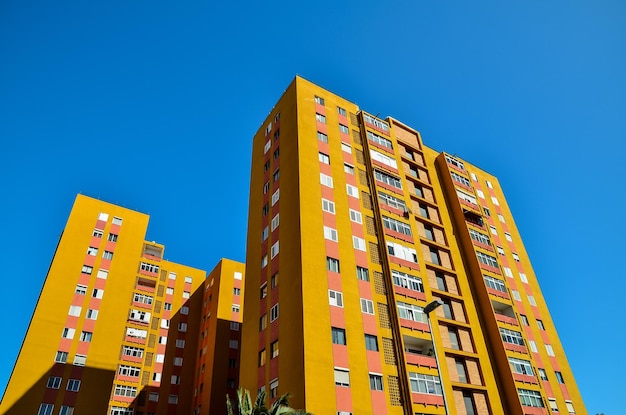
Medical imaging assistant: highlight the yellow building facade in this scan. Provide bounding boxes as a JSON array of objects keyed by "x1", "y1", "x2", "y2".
[
  {"x1": 240, "y1": 76, "x2": 586, "y2": 415},
  {"x1": 0, "y1": 195, "x2": 244, "y2": 415}
]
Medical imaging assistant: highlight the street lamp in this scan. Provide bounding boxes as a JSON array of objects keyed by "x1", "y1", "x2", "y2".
[{"x1": 424, "y1": 299, "x2": 450, "y2": 415}]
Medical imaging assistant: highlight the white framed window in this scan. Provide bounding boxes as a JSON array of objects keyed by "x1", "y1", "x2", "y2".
[
  {"x1": 489, "y1": 226, "x2": 498, "y2": 235},
  {"x1": 270, "y1": 304, "x2": 279, "y2": 321},
  {"x1": 505, "y1": 232, "x2": 513, "y2": 241},
  {"x1": 38, "y1": 404, "x2": 54, "y2": 415},
  {"x1": 327, "y1": 257, "x2": 340, "y2": 272},
  {"x1": 476, "y1": 251, "x2": 498, "y2": 268},
  {"x1": 386, "y1": 241, "x2": 418, "y2": 263},
  {"x1": 548, "y1": 399, "x2": 558, "y2": 412},
  {"x1": 346, "y1": 184, "x2": 359, "y2": 198},
  {"x1": 367, "y1": 130, "x2": 392, "y2": 148},
  {"x1": 483, "y1": 275, "x2": 506, "y2": 293},
  {"x1": 497, "y1": 246, "x2": 505, "y2": 255},
  {"x1": 263, "y1": 181, "x2": 270, "y2": 194},
  {"x1": 103, "y1": 251, "x2": 113, "y2": 260},
  {"x1": 179, "y1": 322, "x2": 187, "y2": 332},
  {"x1": 512, "y1": 290, "x2": 521, "y2": 301},
  {"x1": 155, "y1": 354, "x2": 165, "y2": 363},
  {"x1": 314, "y1": 95, "x2": 324, "y2": 105},
  {"x1": 360, "y1": 298, "x2": 374, "y2": 314},
  {"x1": 503, "y1": 267, "x2": 513, "y2": 278},
  {"x1": 98, "y1": 212, "x2": 109, "y2": 221},
  {"x1": 184, "y1": 276, "x2": 192, "y2": 284},
  {"x1": 491, "y1": 196, "x2": 500, "y2": 206},
  {"x1": 320, "y1": 173, "x2": 334, "y2": 188},
  {"x1": 382, "y1": 216, "x2": 412, "y2": 236},
  {"x1": 152, "y1": 372, "x2": 162, "y2": 382},
  {"x1": 316, "y1": 113, "x2": 326, "y2": 123},
  {"x1": 165, "y1": 287, "x2": 174, "y2": 295},
  {"x1": 324, "y1": 226, "x2": 338, "y2": 242},
  {"x1": 486, "y1": 180, "x2": 493, "y2": 189},
  {"x1": 476, "y1": 189, "x2": 485, "y2": 199},
  {"x1": 262, "y1": 226, "x2": 269, "y2": 241},
  {"x1": 341, "y1": 142, "x2": 352, "y2": 153},
  {"x1": 168, "y1": 272, "x2": 177, "y2": 280},
  {"x1": 87, "y1": 247, "x2": 98, "y2": 256},
  {"x1": 318, "y1": 131, "x2": 328, "y2": 143},
  {"x1": 173, "y1": 357, "x2": 183, "y2": 366},
  {"x1": 92, "y1": 288, "x2": 103, "y2": 299},
  {"x1": 519, "y1": 273, "x2": 528, "y2": 283},
  {"x1": 54, "y1": 351, "x2": 68, "y2": 363},
  {"x1": 133, "y1": 293, "x2": 153, "y2": 305},
  {"x1": 264, "y1": 140, "x2": 271, "y2": 154},
  {"x1": 512, "y1": 253, "x2": 520, "y2": 262},
  {"x1": 81, "y1": 265, "x2": 93, "y2": 275},
  {"x1": 112, "y1": 217, "x2": 122, "y2": 225},
  {"x1": 79, "y1": 331, "x2": 92, "y2": 342},
  {"x1": 232, "y1": 304, "x2": 240, "y2": 313},
  {"x1": 47, "y1": 376, "x2": 62, "y2": 389},
  {"x1": 408, "y1": 372, "x2": 443, "y2": 395},
  {"x1": 349, "y1": 209, "x2": 362, "y2": 223},
  {"x1": 498, "y1": 214, "x2": 506, "y2": 223},
  {"x1": 73, "y1": 355, "x2": 86, "y2": 366},
  {"x1": 369, "y1": 373, "x2": 383, "y2": 391},
  {"x1": 378, "y1": 191, "x2": 407, "y2": 211},
  {"x1": 334, "y1": 368, "x2": 350, "y2": 387},
  {"x1": 271, "y1": 189, "x2": 280, "y2": 206},
  {"x1": 271, "y1": 214, "x2": 280, "y2": 231},
  {"x1": 171, "y1": 375, "x2": 181, "y2": 384},
  {"x1": 344, "y1": 163, "x2": 355, "y2": 175},
  {"x1": 470, "y1": 173, "x2": 478, "y2": 181},
  {"x1": 546, "y1": 344, "x2": 555, "y2": 356},
  {"x1": 68, "y1": 306, "x2": 81, "y2": 317},
  {"x1": 118, "y1": 365, "x2": 141, "y2": 377},
  {"x1": 337, "y1": 107, "x2": 347, "y2": 116},
  {"x1": 353, "y1": 236, "x2": 366, "y2": 251},
  {"x1": 319, "y1": 152, "x2": 330, "y2": 164},
  {"x1": 329, "y1": 290, "x2": 343, "y2": 307},
  {"x1": 322, "y1": 199, "x2": 335, "y2": 214},
  {"x1": 370, "y1": 149, "x2": 398, "y2": 169},
  {"x1": 234, "y1": 271, "x2": 243, "y2": 280},
  {"x1": 392, "y1": 270, "x2": 424, "y2": 292},
  {"x1": 62, "y1": 327, "x2": 75, "y2": 339},
  {"x1": 59, "y1": 406, "x2": 74, "y2": 415},
  {"x1": 270, "y1": 378, "x2": 279, "y2": 398},
  {"x1": 96, "y1": 269, "x2": 108, "y2": 279},
  {"x1": 500, "y1": 328, "x2": 524, "y2": 346},
  {"x1": 374, "y1": 170, "x2": 402, "y2": 190},
  {"x1": 159, "y1": 335, "x2": 167, "y2": 344},
  {"x1": 397, "y1": 302, "x2": 426, "y2": 323},
  {"x1": 457, "y1": 190, "x2": 477, "y2": 205},
  {"x1": 129, "y1": 309, "x2": 151, "y2": 323},
  {"x1": 509, "y1": 357, "x2": 534, "y2": 376},
  {"x1": 271, "y1": 241, "x2": 280, "y2": 258},
  {"x1": 261, "y1": 254, "x2": 268, "y2": 268},
  {"x1": 565, "y1": 401, "x2": 575, "y2": 413},
  {"x1": 230, "y1": 322, "x2": 240, "y2": 331},
  {"x1": 528, "y1": 295, "x2": 537, "y2": 306},
  {"x1": 528, "y1": 340, "x2": 538, "y2": 353}
]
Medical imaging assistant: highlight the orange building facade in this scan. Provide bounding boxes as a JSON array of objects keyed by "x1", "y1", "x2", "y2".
[
  {"x1": 0, "y1": 195, "x2": 244, "y2": 415},
  {"x1": 239, "y1": 76, "x2": 586, "y2": 415}
]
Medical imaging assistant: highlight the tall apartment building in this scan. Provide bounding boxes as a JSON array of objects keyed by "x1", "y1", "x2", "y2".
[
  {"x1": 0, "y1": 195, "x2": 245, "y2": 415},
  {"x1": 240, "y1": 76, "x2": 586, "y2": 415}
]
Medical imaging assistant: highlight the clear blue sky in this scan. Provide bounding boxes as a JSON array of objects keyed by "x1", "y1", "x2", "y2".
[{"x1": 1, "y1": 1, "x2": 623, "y2": 413}]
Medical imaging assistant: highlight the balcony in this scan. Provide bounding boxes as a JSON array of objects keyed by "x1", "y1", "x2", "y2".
[
  {"x1": 143, "y1": 244, "x2": 163, "y2": 261},
  {"x1": 492, "y1": 300, "x2": 518, "y2": 326},
  {"x1": 403, "y1": 336, "x2": 437, "y2": 368}
]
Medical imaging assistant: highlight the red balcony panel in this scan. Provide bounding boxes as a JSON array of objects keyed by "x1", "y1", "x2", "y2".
[
  {"x1": 495, "y1": 313, "x2": 519, "y2": 326},
  {"x1": 83, "y1": 255, "x2": 96, "y2": 267},
  {"x1": 269, "y1": 356, "x2": 279, "y2": 380},
  {"x1": 559, "y1": 384, "x2": 571, "y2": 400},
  {"x1": 479, "y1": 263, "x2": 501, "y2": 275},
  {"x1": 384, "y1": 228, "x2": 414, "y2": 244},
  {"x1": 121, "y1": 355, "x2": 143, "y2": 364},
  {"x1": 513, "y1": 373, "x2": 538, "y2": 384},
  {"x1": 487, "y1": 287, "x2": 510, "y2": 300},
  {"x1": 125, "y1": 336, "x2": 146, "y2": 345},
  {"x1": 521, "y1": 406, "x2": 548, "y2": 415},
  {"x1": 111, "y1": 395, "x2": 135, "y2": 403},
  {"x1": 473, "y1": 240, "x2": 493, "y2": 252},
  {"x1": 105, "y1": 241, "x2": 116, "y2": 252},
  {"x1": 369, "y1": 140, "x2": 395, "y2": 154},
  {"x1": 412, "y1": 393, "x2": 444, "y2": 406},
  {"x1": 504, "y1": 343, "x2": 528, "y2": 354},
  {"x1": 459, "y1": 198, "x2": 481, "y2": 212},
  {"x1": 116, "y1": 375, "x2": 140, "y2": 383},
  {"x1": 405, "y1": 353, "x2": 437, "y2": 368},
  {"x1": 375, "y1": 181, "x2": 404, "y2": 195},
  {"x1": 455, "y1": 181, "x2": 475, "y2": 193},
  {"x1": 139, "y1": 269, "x2": 158, "y2": 277},
  {"x1": 136, "y1": 284, "x2": 155, "y2": 294},
  {"x1": 446, "y1": 162, "x2": 466, "y2": 175},
  {"x1": 325, "y1": 240, "x2": 340, "y2": 260},
  {"x1": 365, "y1": 122, "x2": 390, "y2": 136},
  {"x1": 95, "y1": 220, "x2": 107, "y2": 230},
  {"x1": 372, "y1": 159, "x2": 399, "y2": 175},
  {"x1": 110, "y1": 224, "x2": 121, "y2": 234},
  {"x1": 380, "y1": 203, "x2": 405, "y2": 217},
  {"x1": 389, "y1": 256, "x2": 420, "y2": 271},
  {"x1": 399, "y1": 318, "x2": 429, "y2": 333},
  {"x1": 330, "y1": 305, "x2": 346, "y2": 328},
  {"x1": 362, "y1": 313, "x2": 377, "y2": 338},
  {"x1": 142, "y1": 253, "x2": 161, "y2": 261},
  {"x1": 395, "y1": 286, "x2": 427, "y2": 302},
  {"x1": 318, "y1": 140, "x2": 330, "y2": 156}
]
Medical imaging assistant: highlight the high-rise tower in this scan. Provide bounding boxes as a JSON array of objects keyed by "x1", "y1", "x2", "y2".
[{"x1": 239, "y1": 76, "x2": 586, "y2": 415}]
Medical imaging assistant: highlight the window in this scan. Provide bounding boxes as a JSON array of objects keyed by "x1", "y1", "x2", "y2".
[
  {"x1": 229, "y1": 340, "x2": 239, "y2": 349},
  {"x1": 382, "y1": 216, "x2": 412, "y2": 236},
  {"x1": 360, "y1": 298, "x2": 374, "y2": 314},
  {"x1": 318, "y1": 131, "x2": 328, "y2": 143},
  {"x1": 512, "y1": 253, "x2": 520, "y2": 262},
  {"x1": 322, "y1": 199, "x2": 336, "y2": 214},
  {"x1": 546, "y1": 344, "x2": 555, "y2": 356},
  {"x1": 270, "y1": 304, "x2": 279, "y2": 321},
  {"x1": 165, "y1": 287, "x2": 174, "y2": 295},
  {"x1": 409, "y1": 372, "x2": 443, "y2": 395},
  {"x1": 260, "y1": 283, "x2": 268, "y2": 299},
  {"x1": 87, "y1": 247, "x2": 98, "y2": 256},
  {"x1": 429, "y1": 247, "x2": 440, "y2": 265},
  {"x1": 424, "y1": 225, "x2": 434, "y2": 241},
  {"x1": 168, "y1": 395, "x2": 179, "y2": 404},
  {"x1": 369, "y1": 374, "x2": 383, "y2": 391},
  {"x1": 122, "y1": 346, "x2": 144, "y2": 358},
  {"x1": 38, "y1": 404, "x2": 54, "y2": 415},
  {"x1": 500, "y1": 328, "x2": 524, "y2": 346},
  {"x1": 548, "y1": 398, "x2": 558, "y2": 412},
  {"x1": 133, "y1": 293, "x2": 153, "y2": 305},
  {"x1": 537, "y1": 319, "x2": 545, "y2": 330},
  {"x1": 387, "y1": 241, "x2": 418, "y2": 263},
  {"x1": 103, "y1": 251, "x2": 113, "y2": 260},
  {"x1": 171, "y1": 374, "x2": 181, "y2": 384},
  {"x1": 68, "y1": 305, "x2": 81, "y2": 317},
  {"x1": 497, "y1": 246, "x2": 505, "y2": 255},
  {"x1": 81, "y1": 265, "x2": 93, "y2": 275},
  {"x1": 528, "y1": 295, "x2": 537, "y2": 306},
  {"x1": 270, "y1": 241, "x2": 279, "y2": 258},
  {"x1": 512, "y1": 290, "x2": 522, "y2": 301},
  {"x1": 59, "y1": 406, "x2": 74, "y2": 415},
  {"x1": 503, "y1": 267, "x2": 513, "y2": 278},
  {"x1": 111, "y1": 216, "x2": 122, "y2": 225},
  {"x1": 489, "y1": 225, "x2": 498, "y2": 235},
  {"x1": 469, "y1": 229, "x2": 491, "y2": 245},
  {"x1": 509, "y1": 357, "x2": 534, "y2": 375},
  {"x1": 270, "y1": 379, "x2": 279, "y2": 398},
  {"x1": 179, "y1": 322, "x2": 188, "y2": 332},
  {"x1": 119, "y1": 365, "x2": 141, "y2": 377},
  {"x1": 518, "y1": 389, "x2": 544, "y2": 408},
  {"x1": 476, "y1": 251, "x2": 498, "y2": 268},
  {"x1": 484, "y1": 275, "x2": 507, "y2": 293},
  {"x1": 97, "y1": 269, "x2": 108, "y2": 279},
  {"x1": 519, "y1": 273, "x2": 528, "y2": 283},
  {"x1": 329, "y1": 290, "x2": 343, "y2": 307},
  {"x1": 264, "y1": 160, "x2": 270, "y2": 172},
  {"x1": 271, "y1": 272, "x2": 279, "y2": 288},
  {"x1": 341, "y1": 142, "x2": 352, "y2": 153},
  {"x1": 264, "y1": 139, "x2": 271, "y2": 154},
  {"x1": 258, "y1": 349, "x2": 266, "y2": 366},
  {"x1": 263, "y1": 181, "x2": 270, "y2": 194},
  {"x1": 62, "y1": 327, "x2": 75, "y2": 339},
  {"x1": 356, "y1": 266, "x2": 370, "y2": 282},
  {"x1": 378, "y1": 191, "x2": 407, "y2": 211},
  {"x1": 271, "y1": 340, "x2": 279, "y2": 358},
  {"x1": 106, "y1": 232, "x2": 117, "y2": 242},
  {"x1": 483, "y1": 207, "x2": 491, "y2": 217},
  {"x1": 374, "y1": 170, "x2": 402, "y2": 190},
  {"x1": 555, "y1": 371, "x2": 565, "y2": 384},
  {"x1": 538, "y1": 368, "x2": 548, "y2": 381},
  {"x1": 79, "y1": 331, "x2": 92, "y2": 342},
  {"x1": 47, "y1": 376, "x2": 62, "y2": 389},
  {"x1": 353, "y1": 236, "x2": 366, "y2": 251},
  {"x1": 339, "y1": 124, "x2": 349, "y2": 134},
  {"x1": 129, "y1": 309, "x2": 151, "y2": 323},
  {"x1": 344, "y1": 163, "x2": 355, "y2": 175},
  {"x1": 327, "y1": 257, "x2": 340, "y2": 273},
  {"x1": 346, "y1": 184, "x2": 359, "y2": 198},
  {"x1": 261, "y1": 254, "x2": 268, "y2": 268},
  {"x1": 498, "y1": 214, "x2": 506, "y2": 223},
  {"x1": 449, "y1": 327, "x2": 460, "y2": 350},
  {"x1": 319, "y1": 152, "x2": 330, "y2": 164},
  {"x1": 451, "y1": 171, "x2": 471, "y2": 187},
  {"x1": 370, "y1": 149, "x2": 398, "y2": 169},
  {"x1": 456, "y1": 358, "x2": 468, "y2": 383},
  {"x1": 271, "y1": 213, "x2": 280, "y2": 231},
  {"x1": 67, "y1": 379, "x2": 81, "y2": 391},
  {"x1": 232, "y1": 304, "x2": 240, "y2": 313},
  {"x1": 110, "y1": 407, "x2": 133, "y2": 415},
  {"x1": 520, "y1": 314, "x2": 529, "y2": 326},
  {"x1": 93, "y1": 229, "x2": 103, "y2": 238},
  {"x1": 259, "y1": 314, "x2": 268, "y2": 331},
  {"x1": 230, "y1": 322, "x2": 240, "y2": 331},
  {"x1": 392, "y1": 270, "x2": 424, "y2": 292},
  {"x1": 364, "y1": 334, "x2": 378, "y2": 351},
  {"x1": 334, "y1": 368, "x2": 350, "y2": 387},
  {"x1": 273, "y1": 169, "x2": 280, "y2": 182},
  {"x1": 491, "y1": 196, "x2": 500, "y2": 206},
  {"x1": 337, "y1": 107, "x2": 347, "y2": 116},
  {"x1": 73, "y1": 354, "x2": 86, "y2": 366},
  {"x1": 164, "y1": 302, "x2": 172, "y2": 311},
  {"x1": 457, "y1": 190, "x2": 477, "y2": 205},
  {"x1": 149, "y1": 392, "x2": 159, "y2": 402},
  {"x1": 476, "y1": 189, "x2": 485, "y2": 199},
  {"x1": 445, "y1": 155, "x2": 464, "y2": 170},
  {"x1": 366, "y1": 131, "x2": 393, "y2": 149},
  {"x1": 529, "y1": 340, "x2": 538, "y2": 353},
  {"x1": 324, "y1": 226, "x2": 338, "y2": 242},
  {"x1": 315, "y1": 113, "x2": 326, "y2": 124},
  {"x1": 270, "y1": 189, "x2": 280, "y2": 206},
  {"x1": 314, "y1": 96, "x2": 324, "y2": 105},
  {"x1": 332, "y1": 327, "x2": 346, "y2": 345},
  {"x1": 397, "y1": 302, "x2": 426, "y2": 323},
  {"x1": 320, "y1": 173, "x2": 334, "y2": 188},
  {"x1": 565, "y1": 401, "x2": 575, "y2": 413}
]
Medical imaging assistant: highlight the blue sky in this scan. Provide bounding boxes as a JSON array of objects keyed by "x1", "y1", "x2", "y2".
[{"x1": 1, "y1": 1, "x2": 623, "y2": 413}]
